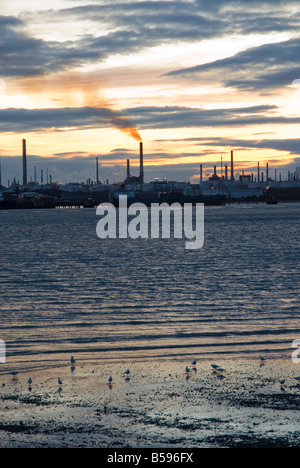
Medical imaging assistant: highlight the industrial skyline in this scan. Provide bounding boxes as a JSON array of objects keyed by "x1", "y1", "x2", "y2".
[
  {"x1": 0, "y1": 1, "x2": 300, "y2": 184},
  {"x1": 3, "y1": 138, "x2": 299, "y2": 192}
]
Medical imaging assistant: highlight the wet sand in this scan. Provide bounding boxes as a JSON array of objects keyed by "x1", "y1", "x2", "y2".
[{"x1": 1, "y1": 357, "x2": 300, "y2": 448}]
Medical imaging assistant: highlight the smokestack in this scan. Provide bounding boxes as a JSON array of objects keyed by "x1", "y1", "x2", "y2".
[
  {"x1": 139, "y1": 141, "x2": 144, "y2": 184},
  {"x1": 127, "y1": 159, "x2": 130, "y2": 180},
  {"x1": 96, "y1": 157, "x2": 99, "y2": 184},
  {"x1": 231, "y1": 150, "x2": 234, "y2": 180},
  {"x1": 200, "y1": 164, "x2": 203, "y2": 184},
  {"x1": 225, "y1": 165, "x2": 228, "y2": 180},
  {"x1": 266, "y1": 163, "x2": 269, "y2": 182},
  {"x1": 258, "y1": 162, "x2": 260, "y2": 182},
  {"x1": 22, "y1": 139, "x2": 27, "y2": 186}
]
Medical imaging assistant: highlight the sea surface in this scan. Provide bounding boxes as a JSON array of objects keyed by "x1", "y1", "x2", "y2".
[{"x1": 0, "y1": 202, "x2": 300, "y2": 371}]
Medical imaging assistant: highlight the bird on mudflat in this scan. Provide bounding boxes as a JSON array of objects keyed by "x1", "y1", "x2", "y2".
[
  {"x1": 70, "y1": 356, "x2": 76, "y2": 365},
  {"x1": 192, "y1": 360, "x2": 197, "y2": 366},
  {"x1": 28, "y1": 378, "x2": 32, "y2": 385},
  {"x1": 58, "y1": 378, "x2": 63, "y2": 385},
  {"x1": 185, "y1": 366, "x2": 191, "y2": 373},
  {"x1": 124, "y1": 369, "x2": 130, "y2": 375},
  {"x1": 211, "y1": 364, "x2": 219, "y2": 370},
  {"x1": 10, "y1": 371, "x2": 19, "y2": 377},
  {"x1": 259, "y1": 355, "x2": 265, "y2": 362},
  {"x1": 279, "y1": 379, "x2": 286, "y2": 390},
  {"x1": 108, "y1": 376, "x2": 113, "y2": 383}
]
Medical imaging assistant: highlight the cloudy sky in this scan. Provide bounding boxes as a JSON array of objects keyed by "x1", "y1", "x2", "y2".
[{"x1": 1, "y1": 0, "x2": 300, "y2": 184}]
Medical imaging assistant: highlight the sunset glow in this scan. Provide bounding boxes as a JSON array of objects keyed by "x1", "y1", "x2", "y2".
[{"x1": 1, "y1": 1, "x2": 300, "y2": 184}]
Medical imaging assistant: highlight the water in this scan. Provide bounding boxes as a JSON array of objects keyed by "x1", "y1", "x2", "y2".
[{"x1": 0, "y1": 203, "x2": 299, "y2": 371}]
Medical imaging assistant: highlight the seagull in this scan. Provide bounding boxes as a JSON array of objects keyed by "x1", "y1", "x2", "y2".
[
  {"x1": 58, "y1": 378, "x2": 63, "y2": 385},
  {"x1": 192, "y1": 360, "x2": 197, "y2": 366},
  {"x1": 28, "y1": 378, "x2": 32, "y2": 385},
  {"x1": 108, "y1": 376, "x2": 113, "y2": 383},
  {"x1": 216, "y1": 368, "x2": 225, "y2": 373},
  {"x1": 185, "y1": 366, "x2": 191, "y2": 373},
  {"x1": 70, "y1": 356, "x2": 76, "y2": 365},
  {"x1": 10, "y1": 371, "x2": 19, "y2": 376},
  {"x1": 259, "y1": 355, "x2": 265, "y2": 362},
  {"x1": 211, "y1": 364, "x2": 219, "y2": 370},
  {"x1": 124, "y1": 369, "x2": 130, "y2": 375},
  {"x1": 279, "y1": 379, "x2": 285, "y2": 390}
]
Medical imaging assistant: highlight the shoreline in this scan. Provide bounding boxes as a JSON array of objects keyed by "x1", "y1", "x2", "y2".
[{"x1": 1, "y1": 357, "x2": 300, "y2": 448}]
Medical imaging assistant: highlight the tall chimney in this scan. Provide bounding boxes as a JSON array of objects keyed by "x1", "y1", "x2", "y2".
[
  {"x1": 127, "y1": 159, "x2": 130, "y2": 180},
  {"x1": 225, "y1": 165, "x2": 228, "y2": 180},
  {"x1": 266, "y1": 163, "x2": 269, "y2": 182},
  {"x1": 139, "y1": 141, "x2": 144, "y2": 184},
  {"x1": 231, "y1": 150, "x2": 234, "y2": 180},
  {"x1": 258, "y1": 162, "x2": 260, "y2": 182},
  {"x1": 96, "y1": 157, "x2": 99, "y2": 184},
  {"x1": 22, "y1": 139, "x2": 27, "y2": 186},
  {"x1": 200, "y1": 164, "x2": 203, "y2": 184}
]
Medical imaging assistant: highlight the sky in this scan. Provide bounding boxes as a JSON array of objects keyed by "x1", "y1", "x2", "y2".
[{"x1": 1, "y1": 0, "x2": 300, "y2": 185}]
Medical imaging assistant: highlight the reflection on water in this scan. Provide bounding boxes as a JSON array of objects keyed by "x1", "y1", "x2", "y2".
[{"x1": 0, "y1": 203, "x2": 299, "y2": 369}]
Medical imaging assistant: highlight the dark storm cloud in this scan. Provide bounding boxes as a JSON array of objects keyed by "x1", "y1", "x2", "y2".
[
  {"x1": 0, "y1": 15, "x2": 86, "y2": 78},
  {"x1": 167, "y1": 36, "x2": 300, "y2": 91},
  {"x1": 48, "y1": 1, "x2": 226, "y2": 37},
  {"x1": 124, "y1": 104, "x2": 300, "y2": 129},
  {"x1": 1, "y1": 1, "x2": 299, "y2": 81},
  {"x1": 1, "y1": 3, "x2": 223, "y2": 79},
  {"x1": 0, "y1": 16, "x2": 45, "y2": 77},
  {"x1": 54, "y1": 0, "x2": 300, "y2": 40},
  {"x1": 0, "y1": 106, "x2": 141, "y2": 133},
  {"x1": 5, "y1": 2, "x2": 227, "y2": 79},
  {"x1": 1, "y1": 103, "x2": 300, "y2": 135}
]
